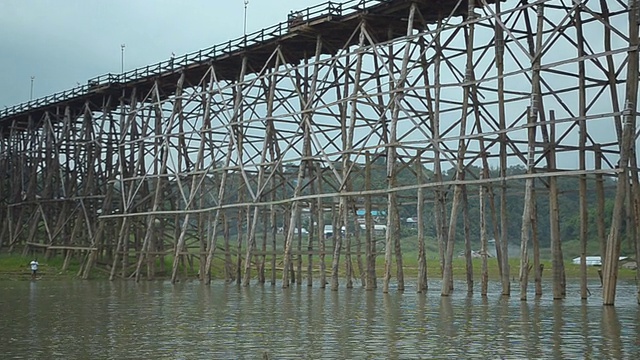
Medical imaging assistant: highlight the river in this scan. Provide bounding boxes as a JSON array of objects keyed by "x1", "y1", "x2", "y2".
[{"x1": 1, "y1": 279, "x2": 638, "y2": 359}]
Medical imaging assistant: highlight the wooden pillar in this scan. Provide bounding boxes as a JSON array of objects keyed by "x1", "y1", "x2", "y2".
[
  {"x1": 416, "y1": 151, "x2": 427, "y2": 293},
  {"x1": 603, "y1": 0, "x2": 638, "y2": 305},
  {"x1": 235, "y1": 196, "x2": 244, "y2": 284},
  {"x1": 463, "y1": 184, "x2": 473, "y2": 294},
  {"x1": 109, "y1": 89, "x2": 137, "y2": 280},
  {"x1": 204, "y1": 84, "x2": 235, "y2": 284},
  {"x1": 223, "y1": 214, "x2": 233, "y2": 282},
  {"x1": 307, "y1": 168, "x2": 316, "y2": 287},
  {"x1": 594, "y1": 145, "x2": 606, "y2": 270},
  {"x1": 519, "y1": 106, "x2": 536, "y2": 301},
  {"x1": 573, "y1": 2, "x2": 590, "y2": 300},
  {"x1": 353, "y1": 204, "x2": 364, "y2": 287},
  {"x1": 493, "y1": 0, "x2": 508, "y2": 292},
  {"x1": 364, "y1": 153, "x2": 375, "y2": 290},
  {"x1": 549, "y1": 110, "x2": 565, "y2": 299},
  {"x1": 480, "y1": 173, "x2": 488, "y2": 296},
  {"x1": 296, "y1": 204, "x2": 303, "y2": 285},
  {"x1": 317, "y1": 163, "x2": 326, "y2": 289},
  {"x1": 382, "y1": 4, "x2": 415, "y2": 293},
  {"x1": 442, "y1": 0, "x2": 473, "y2": 297},
  {"x1": 531, "y1": 186, "x2": 542, "y2": 297},
  {"x1": 428, "y1": 20, "x2": 447, "y2": 277},
  {"x1": 259, "y1": 208, "x2": 268, "y2": 284}
]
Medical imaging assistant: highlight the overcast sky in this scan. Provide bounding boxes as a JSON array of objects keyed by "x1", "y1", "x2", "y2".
[{"x1": 0, "y1": 0, "x2": 320, "y2": 108}]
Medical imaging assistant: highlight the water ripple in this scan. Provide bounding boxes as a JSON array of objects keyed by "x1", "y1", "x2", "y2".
[{"x1": 1, "y1": 279, "x2": 638, "y2": 359}]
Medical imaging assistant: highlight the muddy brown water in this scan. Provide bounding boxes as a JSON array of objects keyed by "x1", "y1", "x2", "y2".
[{"x1": 1, "y1": 279, "x2": 638, "y2": 359}]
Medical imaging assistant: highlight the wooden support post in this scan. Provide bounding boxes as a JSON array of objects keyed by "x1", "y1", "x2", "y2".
[
  {"x1": 531, "y1": 186, "x2": 541, "y2": 297},
  {"x1": 283, "y1": 133, "x2": 311, "y2": 288},
  {"x1": 235, "y1": 199, "x2": 244, "y2": 284},
  {"x1": 317, "y1": 163, "x2": 326, "y2": 289},
  {"x1": 594, "y1": 145, "x2": 606, "y2": 272},
  {"x1": 442, "y1": 0, "x2": 472, "y2": 297},
  {"x1": 463, "y1": 183, "x2": 473, "y2": 294},
  {"x1": 493, "y1": 0, "x2": 507, "y2": 292},
  {"x1": 603, "y1": 0, "x2": 638, "y2": 305},
  {"x1": 573, "y1": 2, "x2": 589, "y2": 300},
  {"x1": 204, "y1": 88, "x2": 235, "y2": 284},
  {"x1": 307, "y1": 167, "x2": 315, "y2": 287},
  {"x1": 519, "y1": 106, "x2": 536, "y2": 301},
  {"x1": 549, "y1": 110, "x2": 565, "y2": 299},
  {"x1": 431, "y1": 22, "x2": 447, "y2": 278},
  {"x1": 259, "y1": 208, "x2": 267, "y2": 284},
  {"x1": 416, "y1": 150, "x2": 427, "y2": 293},
  {"x1": 364, "y1": 152, "x2": 375, "y2": 290},
  {"x1": 296, "y1": 203, "x2": 303, "y2": 285},
  {"x1": 480, "y1": 173, "x2": 488, "y2": 296},
  {"x1": 224, "y1": 214, "x2": 233, "y2": 282}
]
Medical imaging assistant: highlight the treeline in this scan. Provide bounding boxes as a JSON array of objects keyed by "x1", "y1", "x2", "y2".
[
  {"x1": 158, "y1": 160, "x2": 619, "y2": 248},
  {"x1": 345, "y1": 160, "x2": 618, "y2": 247}
]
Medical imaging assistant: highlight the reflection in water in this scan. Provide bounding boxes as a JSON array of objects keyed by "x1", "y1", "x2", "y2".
[
  {"x1": 580, "y1": 301, "x2": 593, "y2": 356},
  {"x1": 602, "y1": 306, "x2": 623, "y2": 359},
  {"x1": 520, "y1": 301, "x2": 535, "y2": 356},
  {"x1": 552, "y1": 300, "x2": 565, "y2": 359},
  {"x1": 1, "y1": 280, "x2": 639, "y2": 358},
  {"x1": 382, "y1": 293, "x2": 399, "y2": 358}
]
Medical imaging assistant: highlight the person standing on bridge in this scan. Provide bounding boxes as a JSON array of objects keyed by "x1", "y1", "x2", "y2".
[{"x1": 29, "y1": 258, "x2": 39, "y2": 280}]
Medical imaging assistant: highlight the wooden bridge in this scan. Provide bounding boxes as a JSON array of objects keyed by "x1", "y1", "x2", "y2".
[{"x1": 1, "y1": 0, "x2": 638, "y2": 305}]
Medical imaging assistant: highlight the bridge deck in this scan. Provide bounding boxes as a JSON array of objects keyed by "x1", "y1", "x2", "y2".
[{"x1": 0, "y1": 0, "x2": 499, "y2": 134}]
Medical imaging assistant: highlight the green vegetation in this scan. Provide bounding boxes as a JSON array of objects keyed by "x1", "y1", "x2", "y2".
[
  {"x1": 1, "y1": 249, "x2": 635, "y2": 282},
  {"x1": 169, "y1": 163, "x2": 628, "y2": 253},
  {"x1": 0, "y1": 254, "x2": 85, "y2": 280}
]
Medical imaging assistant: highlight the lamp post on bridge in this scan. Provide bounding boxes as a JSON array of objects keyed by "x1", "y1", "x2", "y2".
[
  {"x1": 121, "y1": 44, "x2": 126, "y2": 74},
  {"x1": 244, "y1": 0, "x2": 249, "y2": 36},
  {"x1": 30, "y1": 76, "x2": 35, "y2": 101}
]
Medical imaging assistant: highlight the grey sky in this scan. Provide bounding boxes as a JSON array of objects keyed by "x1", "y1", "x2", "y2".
[{"x1": 0, "y1": 0, "x2": 319, "y2": 108}]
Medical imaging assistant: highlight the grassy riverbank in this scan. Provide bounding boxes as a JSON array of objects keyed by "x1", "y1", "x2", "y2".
[
  {"x1": 0, "y1": 252, "x2": 636, "y2": 282},
  {"x1": 0, "y1": 254, "x2": 85, "y2": 281}
]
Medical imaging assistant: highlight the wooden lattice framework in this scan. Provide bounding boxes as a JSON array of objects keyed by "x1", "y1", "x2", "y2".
[{"x1": 1, "y1": 0, "x2": 639, "y2": 305}]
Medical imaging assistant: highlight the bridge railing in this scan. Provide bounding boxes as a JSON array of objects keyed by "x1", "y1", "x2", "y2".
[{"x1": 0, "y1": 0, "x2": 394, "y2": 121}]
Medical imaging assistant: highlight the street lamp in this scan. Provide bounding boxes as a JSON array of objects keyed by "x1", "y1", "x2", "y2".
[
  {"x1": 121, "y1": 44, "x2": 126, "y2": 73},
  {"x1": 244, "y1": 0, "x2": 249, "y2": 35},
  {"x1": 30, "y1": 76, "x2": 35, "y2": 101}
]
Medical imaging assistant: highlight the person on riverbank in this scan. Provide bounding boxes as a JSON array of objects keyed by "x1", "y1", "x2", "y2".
[{"x1": 29, "y1": 259, "x2": 39, "y2": 280}]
